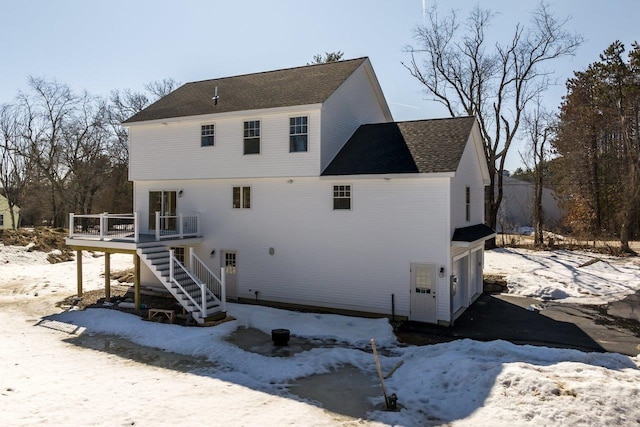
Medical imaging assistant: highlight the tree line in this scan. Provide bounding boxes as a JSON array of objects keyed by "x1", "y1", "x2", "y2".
[
  {"x1": 0, "y1": 78, "x2": 178, "y2": 228},
  {"x1": 554, "y1": 41, "x2": 640, "y2": 252},
  {"x1": 406, "y1": 1, "x2": 640, "y2": 251}
]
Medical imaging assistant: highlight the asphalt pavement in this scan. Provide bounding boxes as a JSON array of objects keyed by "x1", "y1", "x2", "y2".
[{"x1": 396, "y1": 292, "x2": 640, "y2": 356}]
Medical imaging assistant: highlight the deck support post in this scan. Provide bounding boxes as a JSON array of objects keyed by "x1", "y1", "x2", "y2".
[
  {"x1": 76, "y1": 250, "x2": 83, "y2": 296},
  {"x1": 104, "y1": 252, "x2": 111, "y2": 301},
  {"x1": 134, "y1": 254, "x2": 141, "y2": 309}
]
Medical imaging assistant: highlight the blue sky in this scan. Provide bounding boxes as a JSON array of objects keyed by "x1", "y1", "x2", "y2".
[{"x1": 0, "y1": 0, "x2": 637, "y2": 170}]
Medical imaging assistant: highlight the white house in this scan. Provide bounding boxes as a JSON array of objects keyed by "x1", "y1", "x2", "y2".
[
  {"x1": 66, "y1": 58, "x2": 494, "y2": 325},
  {"x1": 0, "y1": 194, "x2": 20, "y2": 230}
]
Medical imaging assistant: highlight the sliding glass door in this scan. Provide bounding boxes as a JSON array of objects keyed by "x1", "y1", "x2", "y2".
[{"x1": 148, "y1": 190, "x2": 176, "y2": 231}]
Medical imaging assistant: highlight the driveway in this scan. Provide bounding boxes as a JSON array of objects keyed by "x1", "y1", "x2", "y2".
[{"x1": 397, "y1": 292, "x2": 640, "y2": 356}]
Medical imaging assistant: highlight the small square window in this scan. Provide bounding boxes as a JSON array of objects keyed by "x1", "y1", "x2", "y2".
[
  {"x1": 201, "y1": 124, "x2": 215, "y2": 147},
  {"x1": 289, "y1": 116, "x2": 308, "y2": 152},
  {"x1": 244, "y1": 120, "x2": 260, "y2": 154},
  {"x1": 333, "y1": 185, "x2": 351, "y2": 210},
  {"x1": 233, "y1": 186, "x2": 251, "y2": 209}
]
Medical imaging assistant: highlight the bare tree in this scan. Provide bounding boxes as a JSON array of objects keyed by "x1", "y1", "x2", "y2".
[
  {"x1": 521, "y1": 100, "x2": 554, "y2": 246},
  {"x1": 18, "y1": 77, "x2": 78, "y2": 226},
  {"x1": 404, "y1": 2, "x2": 582, "y2": 247},
  {"x1": 144, "y1": 78, "x2": 180, "y2": 100},
  {"x1": 0, "y1": 104, "x2": 30, "y2": 229}
]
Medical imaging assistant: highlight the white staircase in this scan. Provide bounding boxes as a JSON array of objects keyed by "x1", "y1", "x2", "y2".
[{"x1": 137, "y1": 244, "x2": 226, "y2": 324}]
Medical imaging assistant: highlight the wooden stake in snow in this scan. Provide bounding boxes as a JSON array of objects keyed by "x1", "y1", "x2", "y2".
[{"x1": 371, "y1": 338, "x2": 398, "y2": 410}]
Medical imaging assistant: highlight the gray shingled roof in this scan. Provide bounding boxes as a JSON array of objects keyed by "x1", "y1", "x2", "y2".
[
  {"x1": 124, "y1": 58, "x2": 368, "y2": 123},
  {"x1": 322, "y1": 116, "x2": 477, "y2": 176}
]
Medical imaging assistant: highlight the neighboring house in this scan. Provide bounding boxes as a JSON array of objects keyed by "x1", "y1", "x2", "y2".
[
  {"x1": 0, "y1": 194, "x2": 20, "y2": 230},
  {"x1": 66, "y1": 58, "x2": 494, "y2": 325},
  {"x1": 497, "y1": 175, "x2": 564, "y2": 233}
]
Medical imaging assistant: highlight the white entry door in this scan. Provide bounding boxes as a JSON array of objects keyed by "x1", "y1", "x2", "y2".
[
  {"x1": 410, "y1": 263, "x2": 437, "y2": 323},
  {"x1": 222, "y1": 251, "x2": 238, "y2": 300}
]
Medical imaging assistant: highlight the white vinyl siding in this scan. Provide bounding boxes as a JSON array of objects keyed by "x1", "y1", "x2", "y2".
[
  {"x1": 320, "y1": 61, "x2": 392, "y2": 171},
  {"x1": 134, "y1": 176, "x2": 450, "y2": 318},
  {"x1": 451, "y1": 134, "x2": 485, "y2": 229},
  {"x1": 129, "y1": 108, "x2": 321, "y2": 180}
]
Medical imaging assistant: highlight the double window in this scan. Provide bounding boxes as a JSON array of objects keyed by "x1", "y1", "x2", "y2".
[
  {"x1": 289, "y1": 116, "x2": 308, "y2": 152},
  {"x1": 201, "y1": 124, "x2": 215, "y2": 147},
  {"x1": 233, "y1": 186, "x2": 251, "y2": 209},
  {"x1": 333, "y1": 185, "x2": 351, "y2": 210},
  {"x1": 243, "y1": 120, "x2": 260, "y2": 154}
]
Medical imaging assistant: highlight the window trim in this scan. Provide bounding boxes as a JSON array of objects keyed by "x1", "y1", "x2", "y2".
[
  {"x1": 465, "y1": 186, "x2": 470, "y2": 222},
  {"x1": 233, "y1": 186, "x2": 252, "y2": 209},
  {"x1": 243, "y1": 119, "x2": 261, "y2": 155},
  {"x1": 289, "y1": 115, "x2": 309, "y2": 153},
  {"x1": 332, "y1": 184, "x2": 352, "y2": 210},
  {"x1": 201, "y1": 123, "x2": 215, "y2": 147}
]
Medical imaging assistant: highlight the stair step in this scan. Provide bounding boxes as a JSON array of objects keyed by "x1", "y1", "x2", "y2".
[
  {"x1": 139, "y1": 249, "x2": 223, "y2": 326},
  {"x1": 146, "y1": 252, "x2": 169, "y2": 261},
  {"x1": 140, "y1": 246, "x2": 168, "y2": 255}
]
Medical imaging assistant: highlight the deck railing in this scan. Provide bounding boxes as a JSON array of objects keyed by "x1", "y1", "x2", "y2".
[
  {"x1": 69, "y1": 213, "x2": 139, "y2": 242},
  {"x1": 155, "y1": 212, "x2": 201, "y2": 240},
  {"x1": 68, "y1": 212, "x2": 200, "y2": 242}
]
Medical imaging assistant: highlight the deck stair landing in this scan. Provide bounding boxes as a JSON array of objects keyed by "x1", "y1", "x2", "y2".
[{"x1": 138, "y1": 244, "x2": 225, "y2": 324}]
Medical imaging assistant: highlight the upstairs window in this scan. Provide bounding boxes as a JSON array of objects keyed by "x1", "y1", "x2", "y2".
[
  {"x1": 465, "y1": 186, "x2": 470, "y2": 222},
  {"x1": 289, "y1": 116, "x2": 308, "y2": 152},
  {"x1": 233, "y1": 186, "x2": 251, "y2": 209},
  {"x1": 201, "y1": 124, "x2": 215, "y2": 146},
  {"x1": 243, "y1": 120, "x2": 260, "y2": 154},
  {"x1": 333, "y1": 185, "x2": 351, "y2": 210}
]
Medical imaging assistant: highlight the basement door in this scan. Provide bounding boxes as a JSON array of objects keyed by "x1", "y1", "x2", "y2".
[
  {"x1": 410, "y1": 263, "x2": 437, "y2": 323},
  {"x1": 222, "y1": 250, "x2": 238, "y2": 300}
]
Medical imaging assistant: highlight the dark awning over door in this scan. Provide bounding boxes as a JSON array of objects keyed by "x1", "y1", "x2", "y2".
[{"x1": 452, "y1": 224, "x2": 496, "y2": 247}]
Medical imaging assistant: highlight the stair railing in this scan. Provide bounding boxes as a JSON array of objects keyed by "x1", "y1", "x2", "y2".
[
  {"x1": 190, "y1": 252, "x2": 226, "y2": 313},
  {"x1": 169, "y1": 249, "x2": 207, "y2": 317}
]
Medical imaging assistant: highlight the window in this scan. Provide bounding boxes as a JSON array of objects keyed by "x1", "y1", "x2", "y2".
[
  {"x1": 233, "y1": 186, "x2": 251, "y2": 209},
  {"x1": 224, "y1": 252, "x2": 237, "y2": 275},
  {"x1": 289, "y1": 116, "x2": 308, "y2": 152},
  {"x1": 333, "y1": 185, "x2": 351, "y2": 210},
  {"x1": 201, "y1": 124, "x2": 215, "y2": 146},
  {"x1": 0, "y1": 214, "x2": 3, "y2": 226},
  {"x1": 243, "y1": 120, "x2": 260, "y2": 154},
  {"x1": 465, "y1": 186, "x2": 470, "y2": 222}
]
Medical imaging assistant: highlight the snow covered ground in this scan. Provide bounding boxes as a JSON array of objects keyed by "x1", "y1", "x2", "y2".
[
  {"x1": 1, "y1": 244, "x2": 640, "y2": 426},
  {"x1": 485, "y1": 248, "x2": 640, "y2": 304}
]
